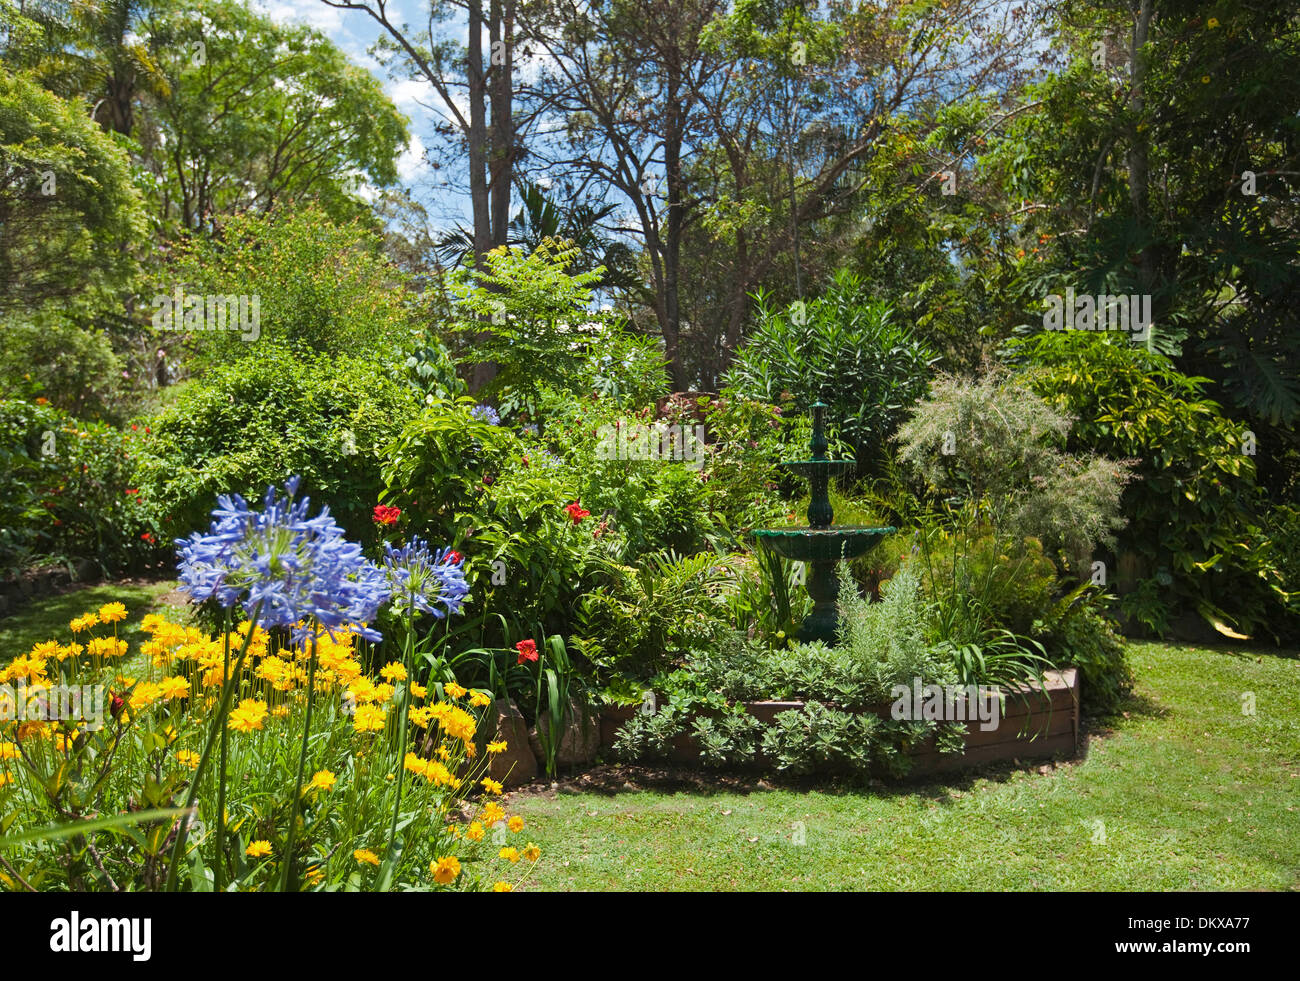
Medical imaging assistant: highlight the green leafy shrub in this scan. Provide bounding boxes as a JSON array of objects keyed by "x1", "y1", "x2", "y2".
[
  {"x1": 171, "y1": 206, "x2": 423, "y2": 364},
  {"x1": 574, "y1": 552, "x2": 736, "y2": 681},
  {"x1": 0, "y1": 396, "x2": 158, "y2": 576},
  {"x1": 1009, "y1": 331, "x2": 1293, "y2": 638},
  {"x1": 697, "y1": 392, "x2": 808, "y2": 533},
  {"x1": 1040, "y1": 596, "x2": 1132, "y2": 716},
  {"x1": 725, "y1": 271, "x2": 936, "y2": 471},
  {"x1": 136, "y1": 350, "x2": 419, "y2": 545},
  {"x1": 0, "y1": 317, "x2": 127, "y2": 422},
  {"x1": 894, "y1": 365, "x2": 1131, "y2": 565},
  {"x1": 835, "y1": 562, "x2": 956, "y2": 700},
  {"x1": 522, "y1": 393, "x2": 719, "y2": 563},
  {"x1": 382, "y1": 397, "x2": 609, "y2": 644},
  {"x1": 447, "y1": 240, "x2": 669, "y2": 416}
]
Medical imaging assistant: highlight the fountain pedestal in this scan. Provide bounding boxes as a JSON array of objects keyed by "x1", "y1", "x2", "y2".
[{"x1": 752, "y1": 403, "x2": 895, "y2": 644}]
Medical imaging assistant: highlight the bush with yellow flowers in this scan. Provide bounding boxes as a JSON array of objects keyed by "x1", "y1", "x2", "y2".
[{"x1": 0, "y1": 478, "x2": 541, "y2": 892}]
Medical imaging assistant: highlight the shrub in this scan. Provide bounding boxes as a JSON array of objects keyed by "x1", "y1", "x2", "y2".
[
  {"x1": 835, "y1": 562, "x2": 956, "y2": 701},
  {"x1": 574, "y1": 551, "x2": 736, "y2": 682},
  {"x1": 170, "y1": 206, "x2": 423, "y2": 365},
  {"x1": 894, "y1": 365, "x2": 1131, "y2": 566},
  {"x1": 1043, "y1": 600, "x2": 1133, "y2": 716},
  {"x1": 135, "y1": 350, "x2": 420, "y2": 546},
  {"x1": 0, "y1": 395, "x2": 158, "y2": 577},
  {"x1": 1008, "y1": 331, "x2": 1292, "y2": 638},
  {"x1": 0, "y1": 317, "x2": 127, "y2": 422},
  {"x1": 725, "y1": 271, "x2": 936, "y2": 471},
  {"x1": 382, "y1": 397, "x2": 610, "y2": 644},
  {"x1": 447, "y1": 240, "x2": 669, "y2": 417},
  {"x1": 698, "y1": 391, "x2": 811, "y2": 534}
]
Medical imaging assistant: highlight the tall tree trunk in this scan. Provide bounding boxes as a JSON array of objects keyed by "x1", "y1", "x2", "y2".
[
  {"x1": 662, "y1": 64, "x2": 686, "y2": 389},
  {"x1": 489, "y1": 0, "x2": 514, "y2": 248},
  {"x1": 467, "y1": 0, "x2": 492, "y2": 262},
  {"x1": 468, "y1": 0, "x2": 498, "y2": 391},
  {"x1": 1127, "y1": 0, "x2": 1155, "y2": 299}
]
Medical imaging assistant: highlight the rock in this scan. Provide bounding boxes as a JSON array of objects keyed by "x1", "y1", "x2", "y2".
[
  {"x1": 529, "y1": 697, "x2": 600, "y2": 768},
  {"x1": 483, "y1": 698, "x2": 537, "y2": 788}
]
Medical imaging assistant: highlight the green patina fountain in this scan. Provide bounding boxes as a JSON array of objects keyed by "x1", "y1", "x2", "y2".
[{"x1": 752, "y1": 403, "x2": 895, "y2": 644}]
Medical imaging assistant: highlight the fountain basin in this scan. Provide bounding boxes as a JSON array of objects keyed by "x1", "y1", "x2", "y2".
[{"x1": 752, "y1": 526, "x2": 895, "y2": 563}]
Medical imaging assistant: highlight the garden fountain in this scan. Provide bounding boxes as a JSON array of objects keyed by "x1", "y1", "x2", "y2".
[{"x1": 752, "y1": 403, "x2": 895, "y2": 644}]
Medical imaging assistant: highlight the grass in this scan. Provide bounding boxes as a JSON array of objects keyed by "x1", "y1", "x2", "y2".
[
  {"x1": 0, "y1": 579, "x2": 187, "y2": 665},
  {"x1": 508, "y1": 641, "x2": 1300, "y2": 891}
]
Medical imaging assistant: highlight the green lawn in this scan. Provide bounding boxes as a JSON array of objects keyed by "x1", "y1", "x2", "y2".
[
  {"x1": 508, "y1": 641, "x2": 1300, "y2": 891},
  {"x1": 0, "y1": 579, "x2": 186, "y2": 664}
]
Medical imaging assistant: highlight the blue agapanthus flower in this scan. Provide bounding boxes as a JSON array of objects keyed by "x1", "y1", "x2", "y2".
[
  {"x1": 382, "y1": 538, "x2": 470, "y2": 620},
  {"x1": 471, "y1": 404, "x2": 501, "y2": 426},
  {"x1": 176, "y1": 476, "x2": 391, "y2": 641}
]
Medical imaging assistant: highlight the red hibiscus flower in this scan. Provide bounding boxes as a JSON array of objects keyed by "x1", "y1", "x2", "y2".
[
  {"x1": 564, "y1": 501, "x2": 591, "y2": 525},
  {"x1": 373, "y1": 504, "x2": 402, "y2": 526},
  {"x1": 141, "y1": 532, "x2": 155, "y2": 544},
  {"x1": 515, "y1": 639, "x2": 538, "y2": 665}
]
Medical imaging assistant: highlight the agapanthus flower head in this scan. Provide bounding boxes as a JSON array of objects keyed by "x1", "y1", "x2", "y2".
[
  {"x1": 176, "y1": 477, "x2": 390, "y2": 641},
  {"x1": 471, "y1": 404, "x2": 501, "y2": 426},
  {"x1": 382, "y1": 538, "x2": 470, "y2": 620}
]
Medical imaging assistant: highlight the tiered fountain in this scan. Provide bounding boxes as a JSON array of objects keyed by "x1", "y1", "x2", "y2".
[{"x1": 752, "y1": 403, "x2": 895, "y2": 644}]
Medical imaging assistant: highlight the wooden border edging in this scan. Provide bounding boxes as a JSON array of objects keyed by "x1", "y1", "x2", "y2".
[{"x1": 599, "y1": 669, "x2": 1079, "y2": 778}]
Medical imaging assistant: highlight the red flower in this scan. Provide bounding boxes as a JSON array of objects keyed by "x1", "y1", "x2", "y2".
[
  {"x1": 445, "y1": 550, "x2": 463, "y2": 565},
  {"x1": 515, "y1": 639, "x2": 538, "y2": 665},
  {"x1": 373, "y1": 504, "x2": 402, "y2": 526},
  {"x1": 141, "y1": 532, "x2": 155, "y2": 543},
  {"x1": 125, "y1": 488, "x2": 139, "y2": 496},
  {"x1": 564, "y1": 501, "x2": 591, "y2": 525}
]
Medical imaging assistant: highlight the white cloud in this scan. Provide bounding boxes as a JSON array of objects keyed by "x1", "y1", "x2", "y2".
[
  {"x1": 397, "y1": 132, "x2": 427, "y2": 183},
  {"x1": 257, "y1": 0, "x2": 345, "y2": 34}
]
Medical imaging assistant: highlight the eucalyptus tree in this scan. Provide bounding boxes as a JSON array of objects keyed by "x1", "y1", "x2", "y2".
[
  {"x1": 321, "y1": 0, "x2": 534, "y2": 266},
  {"x1": 522, "y1": 0, "x2": 1046, "y2": 388}
]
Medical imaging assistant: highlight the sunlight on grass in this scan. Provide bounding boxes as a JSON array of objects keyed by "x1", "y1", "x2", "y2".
[
  {"x1": 0, "y1": 580, "x2": 186, "y2": 665},
  {"x1": 510, "y1": 641, "x2": 1300, "y2": 891}
]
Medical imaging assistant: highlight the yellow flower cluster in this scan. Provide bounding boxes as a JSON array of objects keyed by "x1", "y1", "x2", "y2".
[{"x1": 1, "y1": 603, "x2": 536, "y2": 892}]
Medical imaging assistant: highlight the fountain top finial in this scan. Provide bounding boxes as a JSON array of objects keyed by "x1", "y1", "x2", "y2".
[{"x1": 809, "y1": 402, "x2": 828, "y2": 460}]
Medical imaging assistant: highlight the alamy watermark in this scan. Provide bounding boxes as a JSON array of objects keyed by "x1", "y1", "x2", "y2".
[
  {"x1": 1042, "y1": 288, "x2": 1151, "y2": 342},
  {"x1": 150, "y1": 289, "x2": 261, "y2": 342},
  {"x1": 0, "y1": 682, "x2": 105, "y2": 730},
  {"x1": 890, "y1": 679, "x2": 1001, "y2": 732},
  {"x1": 595, "y1": 422, "x2": 706, "y2": 470}
]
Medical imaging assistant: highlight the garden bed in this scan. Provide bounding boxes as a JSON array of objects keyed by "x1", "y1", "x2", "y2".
[{"x1": 598, "y1": 669, "x2": 1079, "y2": 778}]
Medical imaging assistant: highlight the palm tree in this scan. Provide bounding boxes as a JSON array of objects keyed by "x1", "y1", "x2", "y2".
[
  {"x1": 19, "y1": 0, "x2": 170, "y2": 136},
  {"x1": 435, "y1": 181, "x2": 638, "y2": 289}
]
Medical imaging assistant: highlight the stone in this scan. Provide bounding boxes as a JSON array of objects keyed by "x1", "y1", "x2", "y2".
[
  {"x1": 528, "y1": 697, "x2": 600, "y2": 768},
  {"x1": 483, "y1": 698, "x2": 537, "y2": 788}
]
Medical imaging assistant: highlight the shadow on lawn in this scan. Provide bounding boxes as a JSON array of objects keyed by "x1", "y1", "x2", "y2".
[{"x1": 510, "y1": 748, "x2": 1091, "y2": 805}]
